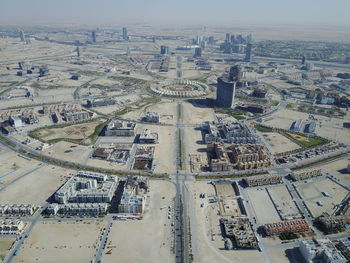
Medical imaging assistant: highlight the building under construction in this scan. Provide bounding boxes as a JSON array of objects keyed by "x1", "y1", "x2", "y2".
[
  {"x1": 243, "y1": 175, "x2": 283, "y2": 187},
  {"x1": 220, "y1": 218, "x2": 259, "y2": 249},
  {"x1": 263, "y1": 219, "x2": 310, "y2": 236}
]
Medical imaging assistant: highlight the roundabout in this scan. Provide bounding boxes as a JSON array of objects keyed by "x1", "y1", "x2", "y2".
[{"x1": 150, "y1": 79, "x2": 210, "y2": 98}]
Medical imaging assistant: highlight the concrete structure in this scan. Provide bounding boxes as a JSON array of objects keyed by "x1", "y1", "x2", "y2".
[
  {"x1": 139, "y1": 129, "x2": 158, "y2": 144},
  {"x1": 9, "y1": 115, "x2": 24, "y2": 128},
  {"x1": 0, "y1": 204, "x2": 36, "y2": 216},
  {"x1": 54, "y1": 173, "x2": 118, "y2": 204},
  {"x1": 160, "y1": 45, "x2": 169, "y2": 55},
  {"x1": 202, "y1": 120, "x2": 258, "y2": 144},
  {"x1": 122, "y1": 27, "x2": 129, "y2": 41},
  {"x1": 92, "y1": 31, "x2": 97, "y2": 43},
  {"x1": 207, "y1": 142, "x2": 232, "y2": 172},
  {"x1": 220, "y1": 218, "x2": 258, "y2": 249},
  {"x1": 299, "y1": 239, "x2": 347, "y2": 263},
  {"x1": 194, "y1": 47, "x2": 202, "y2": 58},
  {"x1": 150, "y1": 79, "x2": 209, "y2": 98},
  {"x1": 244, "y1": 43, "x2": 252, "y2": 62},
  {"x1": 229, "y1": 144, "x2": 271, "y2": 170},
  {"x1": 216, "y1": 65, "x2": 257, "y2": 108},
  {"x1": 47, "y1": 203, "x2": 108, "y2": 216},
  {"x1": 243, "y1": 175, "x2": 283, "y2": 187},
  {"x1": 118, "y1": 176, "x2": 148, "y2": 214},
  {"x1": 0, "y1": 220, "x2": 25, "y2": 235},
  {"x1": 263, "y1": 219, "x2": 310, "y2": 236},
  {"x1": 19, "y1": 30, "x2": 25, "y2": 42},
  {"x1": 291, "y1": 168, "x2": 322, "y2": 181},
  {"x1": 63, "y1": 111, "x2": 91, "y2": 123},
  {"x1": 105, "y1": 120, "x2": 136, "y2": 137},
  {"x1": 142, "y1": 112, "x2": 160, "y2": 123}
]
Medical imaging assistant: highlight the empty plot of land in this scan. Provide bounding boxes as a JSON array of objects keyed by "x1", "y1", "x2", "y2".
[
  {"x1": 101, "y1": 180, "x2": 175, "y2": 263},
  {"x1": 0, "y1": 151, "x2": 41, "y2": 185},
  {"x1": 15, "y1": 221, "x2": 104, "y2": 263},
  {"x1": 0, "y1": 165, "x2": 70, "y2": 205},
  {"x1": 144, "y1": 124, "x2": 176, "y2": 174},
  {"x1": 0, "y1": 237, "x2": 15, "y2": 261},
  {"x1": 181, "y1": 101, "x2": 215, "y2": 125},
  {"x1": 246, "y1": 188, "x2": 280, "y2": 225},
  {"x1": 262, "y1": 132, "x2": 300, "y2": 154},
  {"x1": 296, "y1": 178, "x2": 349, "y2": 217},
  {"x1": 268, "y1": 185, "x2": 302, "y2": 220}
]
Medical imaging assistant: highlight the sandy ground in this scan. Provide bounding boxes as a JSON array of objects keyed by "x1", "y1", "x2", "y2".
[
  {"x1": 0, "y1": 237, "x2": 16, "y2": 261},
  {"x1": 188, "y1": 181, "x2": 264, "y2": 263},
  {"x1": 43, "y1": 141, "x2": 92, "y2": 163},
  {"x1": 0, "y1": 151, "x2": 42, "y2": 185},
  {"x1": 15, "y1": 220, "x2": 105, "y2": 263},
  {"x1": 262, "y1": 132, "x2": 300, "y2": 154},
  {"x1": 295, "y1": 178, "x2": 349, "y2": 217},
  {"x1": 146, "y1": 101, "x2": 177, "y2": 125},
  {"x1": 0, "y1": 165, "x2": 70, "y2": 205},
  {"x1": 181, "y1": 101, "x2": 216, "y2": 125},
  {"x1": 246, "y1": 188, "x2": 280, "y2": 225},
  {"x1": 183, "y1": 126, "x2": 207, "y2": 172},
  {"x1": 102, "y1": 180, "x2": 175, "y2": 263},
  {"x1": 263, "y1": 109, "x2": 350, "y2": 145},
  {"x1": 320, "y1": 158, "x2": 350, "y2": 185},
  {"x1": 267, "y1": 185, "x2": 302, "y2": 220}
]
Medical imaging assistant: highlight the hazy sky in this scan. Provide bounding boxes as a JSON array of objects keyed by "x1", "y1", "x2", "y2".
[{"x1": 1, "y1": 0, "x2": 350, "y2": 26}]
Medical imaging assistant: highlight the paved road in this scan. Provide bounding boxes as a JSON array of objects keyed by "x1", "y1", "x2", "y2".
[{"x1": 93, "y1": 217, "x2": 113, "y2": 263}]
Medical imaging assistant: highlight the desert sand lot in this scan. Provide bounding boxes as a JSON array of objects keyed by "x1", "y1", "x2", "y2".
[
  {"x1": 187, "y1": 181, "x2": 264, "y2": 263},
  {"x1": 263, "y1": 109, "x2": 350, "y2": 144},
  {"x1": 321, "y1": 158, "x2": 350, "y2": 185},
  {"x1": 246, "y1": 188, "x2": 281, "y2": 225},
  {"x1": 102, "y1": 180, "x2": 175, "y2": 263},
  {"x1": 262, "y1": 132, "x2": 300, "y2": 154},
  {"x1": 265, "y1": 247, "x2": 303, "y2": 263},
  {"x1": 296, "y1": 178, "x2": 349, "y2": 217},
  {"x1": 0, "y1": 165, "x2": 70, "y2": 205},
  {"x1": 42, "y1": 141, "x2": 92, "y2": 164},
  {"x1": 183, "y1": 127, "x2": 206, "y2": 171},
  {"x1": 267, "y1": 185, "x2": 302, "y2": 220},
  {"x1": 0, "y1": 87, "x2": 75, "y2": 109},
  {"x1": 0, "y1": 237, "x2": 16, "y2": 261},
  {"x1": 14, "y1": 221, "x2": 104, "y2": 263},
  {"x1": 0, "y1": 151, "x2": 42, "y2": 185},
  {"x1": 142, "y1": 124, "x2": 177, "y2": 174},
  {"x1": 181, "y1": 101, "x2": 216, "y2": 125}
]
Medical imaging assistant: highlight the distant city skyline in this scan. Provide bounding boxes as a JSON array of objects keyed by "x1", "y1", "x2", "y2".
[{"x1": 1, "y1": 0, "x2": 350, "y2": 26}]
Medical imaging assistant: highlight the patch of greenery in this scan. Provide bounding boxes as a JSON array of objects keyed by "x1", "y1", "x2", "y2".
[
  {"x1": 255, "y1": 124, "x2": 273, "y2": 133},
  {"x1": 233, "y1": 115, "x2": 246, "y2": 120}
]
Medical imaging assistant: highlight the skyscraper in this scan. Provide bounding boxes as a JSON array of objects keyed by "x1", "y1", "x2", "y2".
[
  {"x1": 76, "y1": 47, "x2": 81, "y2": 57},
  {"x1": 91, "y1": 31, "x2": 97, "y2": 43},
  {"x1": 345, "y1": 56, "x2": 350, "y2": 64},
  {"x1": 244, "y1": 43, "x2": 253, "y2": 62},
  {"x1": 122, "y1": 27, "x2": 129, "y2": 41},
  {"x1": 302, "y1": 55, "x2": 307, "y2": 65},
  {"x1": 160, "y1": 45, "x2": 169, "y2": 55},
  {"x1": 194, "y1": 47, "x2": 202, "y2": 58},
  {"x1": 216, "y1": 65, "x2": 242, "y2": 108},
  {"x1": 19, "y1": 30, "x2": 25, "y2": 42}
]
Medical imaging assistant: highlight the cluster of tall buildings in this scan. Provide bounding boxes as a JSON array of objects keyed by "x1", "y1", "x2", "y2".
[{"x1": 220, "y1": 33, "x2": 253, "y2": 62}]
